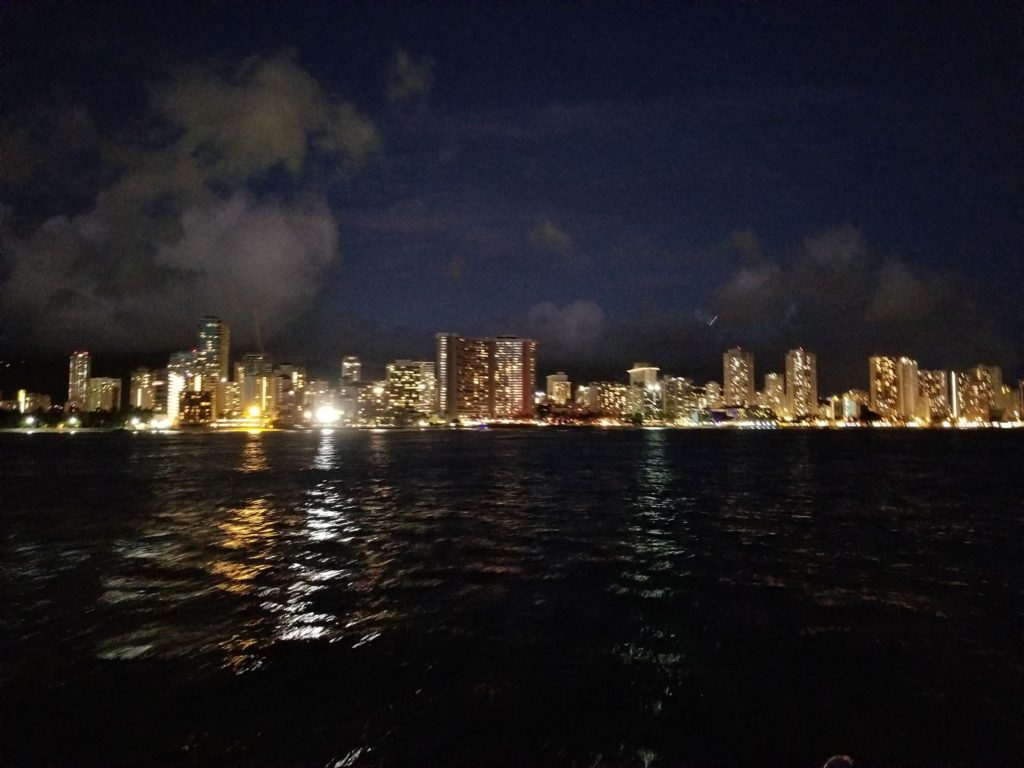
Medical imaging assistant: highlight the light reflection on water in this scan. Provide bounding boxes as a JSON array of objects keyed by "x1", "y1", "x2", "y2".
[
  {"x1": 313, "y1": 428, "x2": 337, "y2": 471},
  {"x1": 2, "y1": 429, "x2": 1022, "y2": 766},
  {"x1": 212, "y1": 497, "x2": 274, "y2": 594},
  {"x1": 239, "y1": 432, "x2": 269, "y2": 473}
]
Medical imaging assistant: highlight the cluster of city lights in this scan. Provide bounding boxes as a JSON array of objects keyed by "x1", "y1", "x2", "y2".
[{"x1": 3, "y1": 320, "x2": 1022, "y2": 431}]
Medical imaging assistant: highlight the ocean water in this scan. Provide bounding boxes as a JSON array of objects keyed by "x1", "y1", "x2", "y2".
[{"x1": 1, "y1": 428, "x2": 1021, "y2": 767}]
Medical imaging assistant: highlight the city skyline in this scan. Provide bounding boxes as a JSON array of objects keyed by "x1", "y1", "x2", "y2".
[
  {"x1": 4, "y1": 318, "x2": 1023, "y2": 411},
  {"x1": 3, "y1": 310, "x2": 1022, "y2": 428}
]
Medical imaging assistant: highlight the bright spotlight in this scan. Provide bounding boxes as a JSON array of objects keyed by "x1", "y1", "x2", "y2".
[{"x1": 315, "y1": 405, "x2": 339, "y2": 424}]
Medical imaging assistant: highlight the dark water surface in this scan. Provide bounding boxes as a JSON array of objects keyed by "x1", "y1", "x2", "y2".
[{"x1": 2, "y1": 429, "x2": 1022, "y2": 767}]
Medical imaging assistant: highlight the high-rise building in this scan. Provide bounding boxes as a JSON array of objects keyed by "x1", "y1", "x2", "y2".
[
  {"x1": 703, "y1": 381, "x2": 723, "y2": 409},
  {"x1": 954, "y1": 365, "x2": 1002, "y2": 422},
  {"x1": 223, "y1": 381, "x2": 241, "y2": 417},
  {"x1": 995, "y1": 383, "x2": 1018, "y2": 421},
  {"x1": 179, "y1": 390, "x2": 213, "y2": 425},
  {"x1": 627, "y1": 362, "x2": 661, "y2": 419},
  {"x1": 130, "y1": 368, "x2": 155, "y2": 410},
  {"x1": 240, "y1": 353, "x2": 275, "y2": 419},
  {"x1": 869, "y1": 356, "x2": 898, "y2": 420},
  {"x1": 67, "y1": 351, "x2": 91, "y2": 411},
  {"x1": 341, "y1": 356, "x2": 361, "y2": 385},
  {"x1": 302, "y1": 379, "x2": 334, "y2": 413},
  {"x1": 546, "y1": 372, "x2": 571, "y2": 405},
  {"x1": 662, "y1": 376, "x2": 697, "y2": 421},
  {"x1": 785, "y1": 348, "x2": 817, "y2": 419},
  {"x1": 869, "y1": 355, "x2": 918, "y2": 421},
  {"x1": 437, "y1": 333, "x2": 492, "y2": 420},
  {"x1": 151, "y1": 370, "x2": 168, "y2": 415},
  {"x1": 578, "y1": 381, "x2": 628, "y2": 417},
  {"x1": 493, "y1": 336, "x2": 536, "y2": 419},
  {"x1": 415, "y1": 361, "x2": 437, "y2": 416},
  {"x1": 723, "y1": 347, "x2": 755, "y2": 406},
  {"x1": 167, "y1": 351, "x2": 196, "y2": 424},
  {"x1": 574, "y1": 384, "x2": 594, "y2": 410},
  {"x1": 168, "y1": 350, "x2": 196, "y2": 389},
  {"x1": 86, "y1": 377, "x2": 122, "y2": 412},
  {"x1": 387, "y1": 360, "x2": 435, "y2": 424},
  {"x1": 761, "y1": 373, "x2": 785, "y2": 418},
  {"x1": 196, "y1": 317, "x2": 230, "y2": 416},
  {"x1": 436, "y1": 334, "x2": 536, "y2": 421},
  {"x1": 274, "y1": 364, "x2": 305, "y2": 424},
  {"x1": 896, "y1": 357, "x2": 919, "y2": 421},
  {"x1": 357, "y1": 382, "x2": 388, "y2": 426},
  {"x1": 196, "y1": 317, "x2": 230, "y2": 387},
  {"x1": 628, "y1": 363, "x2": 659, "y2": 388},
  {"x1": 918, "y1": 370, "x2": 950, "y2": 421}
]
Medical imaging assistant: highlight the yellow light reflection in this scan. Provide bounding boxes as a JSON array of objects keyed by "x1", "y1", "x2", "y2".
[
  {"x1": 239, "y1": 434, "x2": 268, "y2": 473},
  {"x1": 210, "y1": 560, "x2": 270, "y2": 595},
  {"x1": 212, "y1": 497, "x2": 276, "y2": 596}
]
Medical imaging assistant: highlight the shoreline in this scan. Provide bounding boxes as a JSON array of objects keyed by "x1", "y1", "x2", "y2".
[{"x1": 2, "y1": 421, "x2": 1022, "y2": 435}]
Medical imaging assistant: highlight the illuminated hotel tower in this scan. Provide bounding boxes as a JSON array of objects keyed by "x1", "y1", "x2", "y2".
[
  {"x1": 761, "y1": 372, "x2": 785, "y2": 417},
  {"x1": 417, "y1": 362, "x2": 437, "y2": 414},
  {"x1": 386, "y1": 360, "x2": 436, "y2": 422},
  {"x1": 869, "y1": 356, "x2": 898, "y2": 419},
  {"x1": 437, "y1": 333, "x2": 494, "y2": 421},
  {"x1": 785, "y1": 347, "x2": 817, "y2": 419},
  {"x1": 436, "y1": 334, "x2": 536, "y2": 421},
  {"x1": 67, "y1": 351, "x2": 91, "y2": 411},
  {"x1": 166, "y1": 350, "x2": 195, "y2": 423},
  {"x1": 869, "y1": 355, "x2": 918, "y2": 421},
  {"x1": 918, "y1": 370, "x2": 950, "y2": 421},
  {"x1": 241, "y1": 353, "x2": 275, "y2": 418},
  {"x1": 341, "y1": 356, "x2": 361, "y2": 384},
  {"x1": 546, "y1": 372, "x2": 571, "y2": 405},
  {"x1": 196, "y1": 317, "x2": 230, "y2": 387},
  {"x1": 196, "y1": 316, "x2": 230, "y2": 417},
  {"x1": 130, "y1": 368, "x2": 155, "y2": 410},
  {"x1": 954, "y1": 364, "x2": 1002, "y2": 421},
  {"x1": 627, "y1": 362, "x2": 662, "y2": 418},
  {"x1": 493, "y1": 336, "x2": 536, "y2": 419},
  {"x1": 86, "y1": 377, "x2": 122, "y2": 412},
  {"x1": 895, "y1": 357, "x2": 919, "y2": 421},
  {"x1": 723, "y1": 347, "x2": 755, "y2": 406}
]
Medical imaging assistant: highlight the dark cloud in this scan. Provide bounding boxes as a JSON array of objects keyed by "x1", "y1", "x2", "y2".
[
  {"x1": 2, "y1": 193, "x2": 339, "y2": 353},
  {"x1": 0, "y1": 52, "x2": 376, "y2": 355},
  {"x1": 525, "y1": 226, "x2": 1019, "y2": 388},
  {"x1": 724, "y1": 227, "x2": 763, "y2": 263},
  {"x1": 386, "y1": 49, "x2": 435, "y2": 104},
  {"x1": 705, "y1": 225, "x2": 1017, "y2": 389},
  {"x1": 527, "y1": 220, "x2": 574, "y2": 254},
  {"x1": 151, "y1": 50, "x2": 379, "y2": 178}
]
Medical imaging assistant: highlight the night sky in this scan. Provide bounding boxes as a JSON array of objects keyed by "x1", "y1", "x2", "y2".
[{"x1": 2, "y1": 2, "x2": 1021, "y2": 396}]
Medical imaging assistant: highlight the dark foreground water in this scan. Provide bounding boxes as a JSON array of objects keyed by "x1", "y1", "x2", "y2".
[{"x1": 1, "y1": 429, "x2": 1021, "y2": 767}]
